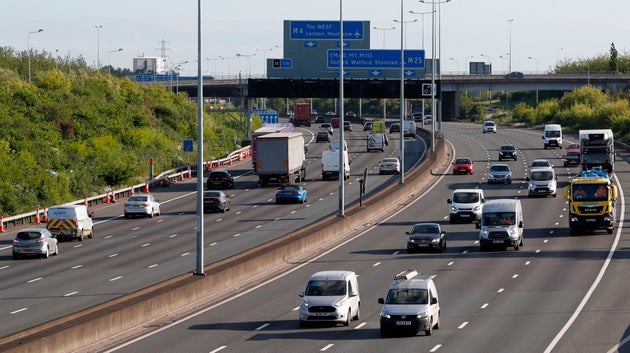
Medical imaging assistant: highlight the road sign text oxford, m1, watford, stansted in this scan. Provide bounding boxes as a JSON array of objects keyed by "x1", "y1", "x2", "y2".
[{"x1": 327, "y1": 49, "x2": 425, "y2": 69}]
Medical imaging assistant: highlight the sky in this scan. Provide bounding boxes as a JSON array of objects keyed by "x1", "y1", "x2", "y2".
[{"x1": 2, "y1": 0, "x2": 628, "y2": 78}]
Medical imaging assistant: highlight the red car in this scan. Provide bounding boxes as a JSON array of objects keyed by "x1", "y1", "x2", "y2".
[{"x1": 453, "y1": 157, "x2": 474, "y2": 175}]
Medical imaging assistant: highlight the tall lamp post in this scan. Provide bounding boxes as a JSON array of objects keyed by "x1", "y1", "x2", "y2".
[
  {"x1": 107, "y1": 48, "x2": 123, "y2": 75},
  {"x1": 480, "y1": 53, "x2": 493, "y2": 72},
  {"x1": 393, "y1": 18, "x2": 418, "y2": 49},
  {"x1": 236, "y1": 53, "x2": 255, "y2": 78},
  {"x1": 256, "y1": 48, "x2": 273, "y2": 78},
  {"x1": 95, "y1": 25, "x2": 103, "y2": 69},
  {"x1": 528, "y1": 56, "x2": 539, "y2": 104},
  {"x1": 207, "y1": 56, "x2": 224, "y2": 78},
  {"x1": 27, "y1": 29, "x2": 43, "y2": 83},
  {"x1": 449, "y1": 57, "x2": 459, "y2": 73},
  {"x1": 409, "y1": 10, "x2": 433, "y2": 49},
  {"x1": 507, "y1": 19, "x2": 514, "y2": 72},
  {"x1": 372, "y1": 26, "x2": 396, "y2": 49}
]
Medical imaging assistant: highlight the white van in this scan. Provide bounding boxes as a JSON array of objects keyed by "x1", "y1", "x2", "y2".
[
  {"x1": 527, "y1": 167, "x2": 557, "y2": 197},
  {"x1": 447, "y1": 189, "x2": 485, "y2": 223},
  {"x1": 378, "y1": 270, "x2": 440, "y2": 336},
  {"x1": 322, "y1": 149, "x2": 350, "y2": 180},
  {"x1": 46, "y1": 204, "x2": 94, "y2": 241},
  {"x1": 329, "y1": 139, "x2": 347, "y2": 151},
  {"x1": 403, "y1": 120, "x2": 417, "y2": 138},
  {"x1": 367, "y1": 133, "x2": 386, "y2": 152},
  {"x1": 543, "y1": 124, "x2": 563, "y2": 149},
  {"x1": 476, "y1": 199, "x2": 524, "y2": 251},
  {"x1": 298, "y1": 270, "x2": 361, "y2": 327}
]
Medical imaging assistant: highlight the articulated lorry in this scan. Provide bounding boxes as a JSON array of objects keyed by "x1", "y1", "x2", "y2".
[
  {"x1": 252, "y1": 123, "x2": 294, "y2": 170},
  {"x1": 256, "y1": 132, "x2": 306, "y2": 186},
  {"x1": 563, "y1": 170, "x2": 617, "y2": 235},
  {"x1": 579, "y1": 129, "x2": 614, "y2": 173}
]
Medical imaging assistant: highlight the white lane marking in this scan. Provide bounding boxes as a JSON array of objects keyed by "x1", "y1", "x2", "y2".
[
  {"x1": 253, "y1": 205, "x2": 258, "y2": 208},
  {"x1": 546, "y1": 177, "x2": 626, "y2": 353},
  {"x1": 217, "y1": 219, "x2": 223, "y2": 222},
  {"x1": 109, "y1": 253, "x2": 118, "y2": 258},
  {"x1": 109, "y1": 276, "x2": 122, "y2": 282},
  {"x1": 447, "y1": 262, "x2": 454, "y2": 266},
  {"x1": 321, "y1": 344, "x2": 334, "y2": 351},
  {"x1": 543, "y1": 239, "x2": 549, "y2": 243},
  {"x1": 274, "y1": 218, "x2": 280, "y2": 221},
  {"x1": 105, "y1": 235, "x2": 113, "y2": 239},
  {"x1": 373, "y1": 262, "x2": 381, "y2": 267},
  {"x1": 0, "y1": 266, "x2": 9, "y2": 270},
  {"x1": 132, "y1": 227, "x2": 140, "y2": 231},
  {"x1": 141, "y1": 243, "x2": 150, "y2": 247},
  {"x1": 181, "y1": 252, "x2": 190, "y2": 256},
  {"x1": 27, "y1": 277, "x2": 43, "y2": 283},
  {"x1": 291, "y1": 210, "x2": 297, "y2": 214},
  {"x1": 169, "y1": 234, "x2": 178, "y2": 238},
  {"x1": 430, "y1": 344, "x2": 442, "y2": 352},
  {"x1": 255, "y1": 323, "x2": 270, "y2": 331},
  {"x1": 355, "y1": 322, "x2": 367, "y2": 329},
  {"x1": 462, "y1": 250, "x2": 468, "y2": 254},
  {"x1": 481, "y1": 303, "x2": 489, "y2": 309},
  {"x1": 392, "y1": 250, "x2": 400, "y2": 255},
  {"x1": 209, "y1": 242, "x2": 218, "y2": 246},
  {"x1": 497, "y1": 288, "x2": 505, "y2": 293},
  {"x1": 71, "y1": 265, "x2": 83, "y2": 269},
  {"x1": 233, "y1": 234, "x2": 241, "y2": 237},
  {"x1": 147, "y1": 264, "x2": 158, "y2": 268},
  {"x1": 10, "y1": 308, "x2": 28, "y2": 314},
  {"x1": 255, "y1": 225, "x2": 262, "y2": 229},
  {"x1": 536, "y1": 249, "x2": 541, "y2": 253},
  {"x1": 512, "y1": 274, "x2": 519, "y2": 279},
  {"x1": 292, "y1": 306, "x2": 299, "y2": 311},
  {"x1": 73, "y1": 244, "x2": 83, "y2": 248},
  {"x1": 208, "y1": 346, "x2": 227, "y2": 353},
  {"x1": 458, "y1": 322, "x2": 468, "y2": 329},
  {"x1": 64, "y1": 291, "x2": 78, "y2": 297},
  {"x1": 157, "y1": 219, "x2": 164, "y2": 223},
  {"x1": 525, "y1": 261, "x2": 531, "y2": 266},
  {"x1": 306, "y1": 204, "x2": 312, "y2": 207}
]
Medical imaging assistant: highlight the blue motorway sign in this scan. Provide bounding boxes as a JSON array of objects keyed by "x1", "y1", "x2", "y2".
[
  {"x1": 290, "y1": 21, "x2": 364, "y2": 40},
  {"x1": 272, "y1": 58, "x2": 293, "y2": 69},
  {"x1": 260, "y1": 113, "x2": 279, "y2": 124},
  {"x1": 182, "y1": 139, "x2": 194, "y2": 152},
  {"x1": 327, "y1": 49, "x2": 425, "y2": 69}
]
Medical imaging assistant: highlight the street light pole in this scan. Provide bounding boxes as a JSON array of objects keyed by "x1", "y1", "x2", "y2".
[
  {"x1": 507, "y1": 19, "x2": 514, "y2": 72},
  {"x1": 108, "y1": 48, "x2": 123, "y2": 75},
  {"x1": 236, "y1": 53, "x2": 255, "y2": 78},
  {"x1": 372, "y1": 26, "x2": 396, "y2": 49},
  {"x1": 95, "y1": 25, "x2": 102, "y2": 69},
  {"x1": 528, "y1": 56, "x2": 539, "y2": 104},
  {"x1": 27, "y1": 28, "x2": 43, "y2": 83},
  {"x1": 409, "y1": 10, "x2": 433, "y2": 49},
  {"x1": 398, "y1": 0, "x2": 406, "y2": 184},
  {"x1": 449, "y1": 57, "x2": 459, "y2": 73},
  {"x1": 393, "y1": 18, "x2": 418, "y2": 49},
  {"x1": 256, "y1": 48, "x2": 273, "y2": 78}
]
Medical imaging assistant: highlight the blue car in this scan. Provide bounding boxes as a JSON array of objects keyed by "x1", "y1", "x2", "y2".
[{"x1": 275, "y1": 184, "x2": 307, "y2": 204}]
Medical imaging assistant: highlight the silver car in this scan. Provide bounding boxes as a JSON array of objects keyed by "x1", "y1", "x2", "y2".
[
  {"x1": 13, "y1": 228, "x2": 59, "y2": 259},
  {"x1": 124, "y1": 195, "x2": 161, "y2": 218},
  {"x1": 488, "y1": 163, "x2": 512, "y2": 184}
]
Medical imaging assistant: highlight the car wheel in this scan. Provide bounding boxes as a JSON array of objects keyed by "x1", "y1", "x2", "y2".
[
  {"x1": 380, "y1": 327, "x2": 389, "y2": 337},
  {"x1": 220, "y1": 207, "x2": 226, "y2": 213},
  {"x1": 42, "y1": 247, "x2": 50, "y2": 259},
  {"x1": 425, "y1": 318, "x2": 433, "y2": 335},
  {"x1": 442, "y1": 240, "x2": 447, "y2": 251},
  {"x1": 353, "y1": 304, "x2": 360, "y2": 320},
  {"x1": 514, "y1": 241, "x2": 520, "y2": 251},
  {"x1": 54, "y1": 244, "x2": 59, "y2": 256},
  {"x1": 434, "y1": 313, "x2": 441, "y2": 329},
  {"x1": 149, "y1": 208, "x2": 154, "y2": 218},
  {"x1": 12, "y1": 252, "x2": 19, "y2": 260},
  {"x1": 344, "y1": 309, "x2": 351, "y2": 326},
  {"x1": 78, "y1": 231, "x2": 84, "y2": 242}
]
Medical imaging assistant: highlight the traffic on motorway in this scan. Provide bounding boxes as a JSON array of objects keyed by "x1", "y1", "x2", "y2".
[{"x1": 104, "y1": 121, "x2": 628, "y2": 353}]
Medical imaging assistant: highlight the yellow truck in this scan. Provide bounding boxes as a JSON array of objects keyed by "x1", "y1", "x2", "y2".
[{"x1": 563, "y1": 173, "x2": 617, "y2": 235}]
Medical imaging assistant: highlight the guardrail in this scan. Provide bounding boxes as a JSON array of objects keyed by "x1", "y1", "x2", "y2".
[{"x1": 0, "y1": 146, "x2": 252, "y2": 232}]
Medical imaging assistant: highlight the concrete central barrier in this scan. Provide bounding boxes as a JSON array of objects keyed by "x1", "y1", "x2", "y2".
[{"x1": 0, "y1": 134, "x2": 452, "y2": 353}]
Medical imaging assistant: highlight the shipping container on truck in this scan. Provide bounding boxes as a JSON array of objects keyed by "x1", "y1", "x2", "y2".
[
  {"x1": 293, "y1": 103, "x2": 312, "y2": 127},
  {"x1": 252, "y1": 123, "x2": 294, "y2": 171},
  {"x1": 256, "y1": 132, "x2": 306, "y2": 186}
]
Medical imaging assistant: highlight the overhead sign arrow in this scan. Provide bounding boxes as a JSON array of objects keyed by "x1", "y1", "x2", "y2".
[
  {"x1": 369, "y1": 70, "x2": 383, "y2": 77},
  {"x1": 304, "y1": 41, "x2": 317, "y2": 48},
  {"x1": 404, "y1": 70, "x2": 416, "y2": 77}
]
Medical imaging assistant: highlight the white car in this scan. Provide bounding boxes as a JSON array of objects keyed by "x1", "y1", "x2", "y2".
[
  {"x1": 379, "y1": 157, "x2": 400, "y2": 174},
  {"x1": 482, "y1": 120, "x2": 497, "y2": 133},
  {"x1": 124, "y1": 194, "x2": 161, "y2": 218},
  {"x1": 299, "y1": 271, "x2": 361, "y2": 327}
]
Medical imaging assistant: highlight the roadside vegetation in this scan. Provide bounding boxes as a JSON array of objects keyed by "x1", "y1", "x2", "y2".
[{"x1": 0, "y1": 47, "x2": 254, "y2": 215}]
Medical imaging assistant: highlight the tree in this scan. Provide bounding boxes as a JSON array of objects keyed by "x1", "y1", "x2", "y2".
[{"x1": 609, "y1": 42, "x2": 618, "y2": 72}]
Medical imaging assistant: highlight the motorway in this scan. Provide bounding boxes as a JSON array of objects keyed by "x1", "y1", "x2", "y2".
[
  {"x1": 0, "y1": 121, "x2": 425, "y2": 338},
  {"x1": 106, "y1": 122, "x2": 629, "y2": 353}
]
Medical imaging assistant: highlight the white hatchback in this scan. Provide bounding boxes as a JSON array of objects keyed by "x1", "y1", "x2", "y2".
[{"x1": 124, "y1": 194, "x2": 161, "y2": 218}]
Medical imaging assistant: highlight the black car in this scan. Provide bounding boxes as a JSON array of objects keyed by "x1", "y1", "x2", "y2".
[
  {"x1": 505, "y1": 71, "x2": 524, "y2": 79},
  {"x1": 313, "y1": 116, "x2": 326, "y2": 124},
  {"x1": 206, "y1": 170, "x2": 234, "y2": 189},
  {"x1": 343, "y1": 121, "x2": 352, "y2": 131},
  {"x1": 203, "y1": 190, "x2": 231, "y2": 213},
  {"x1": 389, "y1": 123, "x2": 400, "y2": 133},
  {"x1": 316, "y1": 130, "x2": 331, "y2": 142},
  {"x1": 406, "y1": 223, "x2": 446, "y2": 253},
  {"x1": 498, "y1": 144, "x2": 518, "y2": 161}
]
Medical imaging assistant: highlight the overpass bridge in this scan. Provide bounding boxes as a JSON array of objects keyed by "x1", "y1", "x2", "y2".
[{"x1": 145, "y1": 73, "x2": 630, "y2": 118}]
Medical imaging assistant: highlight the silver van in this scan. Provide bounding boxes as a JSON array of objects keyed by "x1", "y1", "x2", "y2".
[
  {"x1": 476, "y1": 199, "x2": 523, "y2": 251},
  {"x1": 298, "y1": 270, "x2": 361, "y2": 327}
]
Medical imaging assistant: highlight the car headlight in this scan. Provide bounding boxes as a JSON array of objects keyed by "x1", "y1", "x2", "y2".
[
  {"x1": 450, "y1": 206, "x2": 457, "y2": 212},
  {"x1": 301, "y1": 301, "x2": 310, "y2": 308},
  {"x1": 480, "y1": 230, "x2": 489, "y2": 238},
  {"x1": 381, "y1": 311, "x2": 391, "y2": 319},
  {"x1": 529, "y1": 182, "x2": 535, "y2": 190},
  {"x1": 334, "y1": 298, "x2": 347, "y2": 308},
  {"x1": 418, "y1": 311, "x2": 430, "y2": 319},
  {"x1": 431, "y1": 238, "x2": 440, "y2": 244},
  {"x1": 473, "y1": 205, "x2": 481, "y2": 212}
]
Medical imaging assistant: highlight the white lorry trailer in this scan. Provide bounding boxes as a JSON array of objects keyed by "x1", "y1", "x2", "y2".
[{"x1": 256, "y1": 132, "x2": 306, "y2": 186}]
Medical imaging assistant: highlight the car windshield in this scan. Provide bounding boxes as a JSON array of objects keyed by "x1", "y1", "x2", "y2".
[
  {"x1": 281, "y1": 185, "x2": 298, "y2": 191},
  {"x1": 455, "y1": 158, "x2": 471, "y2": 164},
  {"x1": 305, "y1": 280, "x2": 346, "y2": 296},
  {"x1": 530, "y1": 171, "x2": 553, "y2": 181},
  {"x1": 483, "y1": 212, "x2": 516, "y2": 226},
  {"x1": 567, "y1": 151, "x2": 580, "y2": 156},
  {"x1": 382, "y1": 158, "x2": 398, "y2": 164},
  {"x1": 210, "y1": 172, "x2": 228, "y2": 179},
  {"x1": 531, "y1": 161, "x2": 550, "y2": 167},
  {"x1": 128, "y1": 196, "x2": 148, "y2": 202},
  {"x1": 545, "y1": 131, "x2": 561, "y2": 137},
  {"x1": 501, "y1": 146, "x2": 515, "y2": 151},
  {"x1": 385, "y1": 288, "x2": 428, "y2": 305},
  {"x1": 453, "y1": 192, "x2": 480, "y2": 203},
  {"x1": 17, "y1": 232, "x2": 43, "y2": 240},
  {"x1": 411, "y1": 224, "x2": 439, "y2": 234},
  {"x1": 204, "y1": 192, "x2": 221, "y2": 198},
  {"x1": 490, "y1": 165, "x2": 509, "y2": 172},
  {"x1": 484, "y1": 122, "x2": 495, "y2": 126}
]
